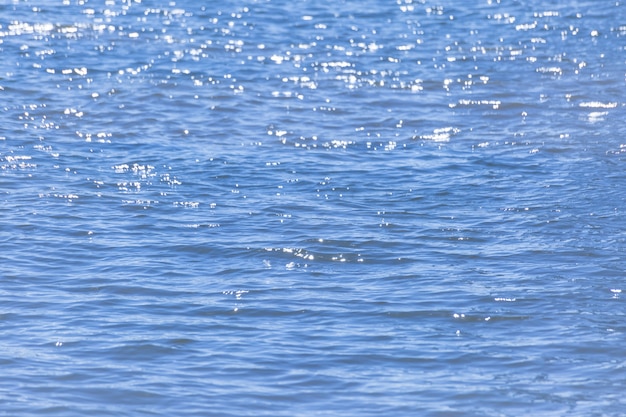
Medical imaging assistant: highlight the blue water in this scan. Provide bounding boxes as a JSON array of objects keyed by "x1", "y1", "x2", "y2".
[{"x1": 1, "y1": 0, "x2": 626, "y2": 415}]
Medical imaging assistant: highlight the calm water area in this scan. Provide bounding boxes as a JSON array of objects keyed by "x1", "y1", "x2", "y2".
[{"x1": 1, "y1": 0, "x2": 626, "y2": 415}]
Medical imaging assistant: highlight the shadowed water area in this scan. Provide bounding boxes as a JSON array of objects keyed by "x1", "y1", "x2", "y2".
[{"x1": 1, "y1": 0, "x2": 626, "y2": 416}]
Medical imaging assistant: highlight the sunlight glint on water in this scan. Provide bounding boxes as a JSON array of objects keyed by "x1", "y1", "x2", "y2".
[{"x1": 1, "y1": 1, "x2": 626, "y2": 416}]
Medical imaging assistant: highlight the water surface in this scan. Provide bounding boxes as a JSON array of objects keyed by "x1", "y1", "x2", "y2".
[{"x1": 1, "y1": 1, "x2": 626, "y2": 416}]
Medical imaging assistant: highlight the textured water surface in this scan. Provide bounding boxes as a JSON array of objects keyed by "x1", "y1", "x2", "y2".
[{"x1": 1, "y1": 1, "x2": 626, "y2": 416}]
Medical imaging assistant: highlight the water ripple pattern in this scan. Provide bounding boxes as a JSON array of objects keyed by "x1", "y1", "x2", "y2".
[{"x1": 1, "y1": 1, "x2": 626, "y2": 416}]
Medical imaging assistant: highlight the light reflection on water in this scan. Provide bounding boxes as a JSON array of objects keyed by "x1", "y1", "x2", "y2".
[{"x1": 1, "y1": 0, "x2": 626, "y2": 416}]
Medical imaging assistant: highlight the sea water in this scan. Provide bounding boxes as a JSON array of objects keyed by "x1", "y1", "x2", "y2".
[{"x1": 1, "y1": 1, "x2": 626, "y2": 416}]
